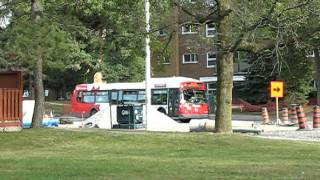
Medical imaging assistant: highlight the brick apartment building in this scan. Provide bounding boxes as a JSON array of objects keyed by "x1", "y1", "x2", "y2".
[{"x1": 151, "y1": 3, "x2": 249, "y2": 95}]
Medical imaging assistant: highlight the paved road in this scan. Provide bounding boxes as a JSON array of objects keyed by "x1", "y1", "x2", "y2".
[
  {"x1": 211, "y1": 113, "x2": 315, "y2": 122},
  {"x1": 61, "y1": 114, "x2": 264, "y2": 123},
  {"x1": 209, "y1": 114, "x2": 262, "y2": 122}
]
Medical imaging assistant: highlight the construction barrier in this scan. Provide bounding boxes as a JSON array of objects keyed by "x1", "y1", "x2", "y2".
[
  {"x1": 281, "y1": 107, "x2": 289, "y2": 124},
  {"x1": 261, "y1": 107, "x2": 270, "y2": 124},
  {"x1": 296, "y1": 105, "x2": 307, "y2": 130},
  {"x1": 313, "y1": 106, "x2": 320, "y2": 129},
  {"x1": 289, "y1": 104, "x2": 298, "y2": 124}
]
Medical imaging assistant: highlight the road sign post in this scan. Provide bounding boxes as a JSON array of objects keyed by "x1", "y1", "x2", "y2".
[
  {"x1": 270, "y1": 81, "x2": 284, "y2": 125},
  {"x1": 276, "y1": 97, "x2": 279, "y2": 125}
]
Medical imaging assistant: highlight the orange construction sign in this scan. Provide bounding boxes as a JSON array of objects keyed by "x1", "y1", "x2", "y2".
[{"x1": 270, "y1": 81, "x2": 284, "y2": 98}]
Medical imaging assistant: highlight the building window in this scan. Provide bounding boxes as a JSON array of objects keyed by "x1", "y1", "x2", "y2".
[
  {"x1": 156, "y1": 54, "x2": 170, "y2": 64},
  {"x1": 205, "y1": 0, "x2": 216, "y2": 7},
  {"x1": 158, "y1": 29, "x2": 166, "y2": 37},
  {"x1": 306, "y1": 50, "x2": 315, "y2": 57},
  {"x1": 206, "y1": 23, "x2": 216, "y2": 37},
  {"x1": 182, "y1": 24, "x2": 198, "y2": 34},
  {"x1": 163, "y1": 56, "x2": 170, "y2": 64},
  {"x1": 181, "y1": 0, "x2": 196, "y2": 5},
  {"x1": 183, "y1": 53, "x2": 198, "y2": 64},
  {"x1": 207, "y1": 52, "x2": 217, "y2": 68}
]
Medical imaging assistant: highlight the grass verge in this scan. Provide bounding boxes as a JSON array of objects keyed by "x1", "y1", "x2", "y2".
[{"x1": 0, "y1": 128, "x2": 319, "y2": 180}]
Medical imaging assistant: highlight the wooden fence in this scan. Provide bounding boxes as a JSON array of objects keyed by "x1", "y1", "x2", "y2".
[{"x1": 0, "y1": 89, "x2": 22, "y2": 121}]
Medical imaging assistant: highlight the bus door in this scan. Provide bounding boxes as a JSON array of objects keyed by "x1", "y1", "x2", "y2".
[
  {"x1": 168, "y1": 89, "x2": 179, "y2": 118},
  {"x1": 151, "y1": 89, "x2": 168, "y2": 114},
  {"x1": 110, "y1": 90, "x2": 119, "y2": 126}
]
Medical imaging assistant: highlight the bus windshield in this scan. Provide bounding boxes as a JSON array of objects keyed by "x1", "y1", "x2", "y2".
[{"x1": 183, "y1": 89, "x2": 206, "y2": 104}]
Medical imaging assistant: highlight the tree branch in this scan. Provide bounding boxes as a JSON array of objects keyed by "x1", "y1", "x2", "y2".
[
  {"x1": 171, "y1": 0, "x2": 231, "y2": 24},
  {"x1": 230, "y1": 0, "x2": 312, "y2": 52},
  {"x1": 172, "y1": 1, "x2": 197, "y2": 19},
  {"x1": 276, "y1": 0, "x2": 312, "y2": 17},
  {"x1": 160, "y1": 30, "x2": 175, "y2": 56},
  {"x1": 237, "y1": 40, "x2": 279, "y2": 53},
  {"x1": 229, "y1": 0, "x2": 280, "y2": 52}
]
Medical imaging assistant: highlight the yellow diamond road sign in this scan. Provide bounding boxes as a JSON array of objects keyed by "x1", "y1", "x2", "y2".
[{"x1": 270, "y1": 81, "x2": 284, "y2": 98}]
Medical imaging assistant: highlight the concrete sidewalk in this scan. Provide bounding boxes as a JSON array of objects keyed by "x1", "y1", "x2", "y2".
[{"x1": 209, "y1": 114, "x2": 262, "y2": 122}]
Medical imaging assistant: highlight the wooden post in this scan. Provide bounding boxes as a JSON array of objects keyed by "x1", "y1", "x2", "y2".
[
  {"x1": 0, "y1": 89, "x2": 3, "y2": 121},
  {"x1": 276, "y1": 97, "x2": 279, "y2": 125}
]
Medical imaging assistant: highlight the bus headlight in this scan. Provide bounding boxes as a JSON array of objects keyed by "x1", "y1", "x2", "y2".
[{"x1": 135, "y1": 115, "x2": 143, "y2": 121}]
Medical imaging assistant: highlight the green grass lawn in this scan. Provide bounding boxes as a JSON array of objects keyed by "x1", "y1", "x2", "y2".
[{"x1": 0, "y1": 129, "x2": 319, "y2": 180}]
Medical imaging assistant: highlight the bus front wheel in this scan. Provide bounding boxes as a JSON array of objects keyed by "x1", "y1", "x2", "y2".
[
  {"x1": 90, "y1": 109, "x2": 98, "y2": 116},
  {"x1": 157, "y1": 108, "x2": 166, "y2": 114},
  {"x1": 180, "y1": 119, "x2": 191, "y2": 123}
]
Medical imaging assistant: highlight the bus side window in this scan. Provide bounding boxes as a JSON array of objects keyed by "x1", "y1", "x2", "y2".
[
  {"x1": 123, "y1": 91, "x2": 138, "y2": 102},
  {"x1": 96, "y1": 91, "x2": 109, "y2": 103},
  {"x1": 138, "y1": 90, "x2": 146, "y2": 103},
  {"x1": 82, "y1": 92, "x2": 95, "y2": 103},
  {"x1": 111, "y1": 91, "x2": 118, "y2": 104},
  {"x1": 77, "y1": 91, "x2": 83, "y2": 102},
  {"x1": 118, "y1": 91, "x2": 123, "y2": 103}
]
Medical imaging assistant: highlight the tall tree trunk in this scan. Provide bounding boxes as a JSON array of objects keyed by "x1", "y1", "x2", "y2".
[
  {"x1": 215, "y1": 0, "x2": 233, "y2": 133},
  {"x1": 31, "y1": 0, "x2": 44, "y2": 128},
  {"x1": 32, "y1": 55, "x2": 44, "y2": 127},
  {"x1": 315, "y1": 49, "x2": 320, "y2": 105}
]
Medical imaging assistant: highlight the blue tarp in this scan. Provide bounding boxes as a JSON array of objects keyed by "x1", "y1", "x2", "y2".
[{"x1": 23, "y1": 118, "x2": 59, "y2": 128}]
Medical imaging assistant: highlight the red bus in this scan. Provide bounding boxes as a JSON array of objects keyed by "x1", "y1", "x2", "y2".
[{"x1": 71, "y1": 77, "x2": 209, "y2": 122}]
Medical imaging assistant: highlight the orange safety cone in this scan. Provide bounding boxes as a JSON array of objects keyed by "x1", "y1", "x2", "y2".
[
  {"x1": 313, "y1": 106, "x2": 320, "y2": 129},
  {"x1": 289, "y1": 105, "x2": 298, "y2": 124},
  {"x1": 261, "y1": 107, "x2": 271, "y2": 124},
  {"x1": 281, "y1": 107, "x2": 289, "y2": 124},
  {"x1": 296, "y1": 105, "x2": 307, "y2": 130}
]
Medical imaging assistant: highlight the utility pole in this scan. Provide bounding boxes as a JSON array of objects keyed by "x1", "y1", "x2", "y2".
[{"x1": 144, "y1": 0, "x2": 151, "y2": 129}]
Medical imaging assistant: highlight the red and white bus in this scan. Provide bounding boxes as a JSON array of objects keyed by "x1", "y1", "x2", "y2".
[{"x1": 71, "y1": 77, "x2": 209, "y2": 121}]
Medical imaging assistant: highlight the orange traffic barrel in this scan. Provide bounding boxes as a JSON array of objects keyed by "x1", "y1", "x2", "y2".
[
  {"x1": 281, "y1": 107, "x2": 289, "y2": 124},
  {"x1": 261, "y1": 107, "x2": 270, "y2": 124},
  {"x1": 313, "y1": 106, "x2": 320, "y2": 129},
  {"x1": 296, "y1": 105, "x2": 307, "y2": 129},
  {"x1": 289, "y1": 104, "x2": 298, "y2": 124}
]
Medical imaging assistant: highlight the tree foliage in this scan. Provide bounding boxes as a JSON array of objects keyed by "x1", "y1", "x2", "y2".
[
  {"x1": 0, "y1": 0, "x2": 153, "y2": 91},
  {"x1": 238, "y1": 0, "x2": 320, "y2": 104}
]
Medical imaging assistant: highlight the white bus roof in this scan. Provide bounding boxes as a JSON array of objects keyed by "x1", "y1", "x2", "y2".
[
  {"x1": 76, "y1": 76, "x2": 202, "y2": 91},
  {"x1": 150, "y1": 77, "x2": 202, "y2": 89}
]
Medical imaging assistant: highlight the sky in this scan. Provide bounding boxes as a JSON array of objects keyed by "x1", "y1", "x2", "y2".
[{"x1": 0, "y1": 2, "x2": 11, "y2": 28}]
